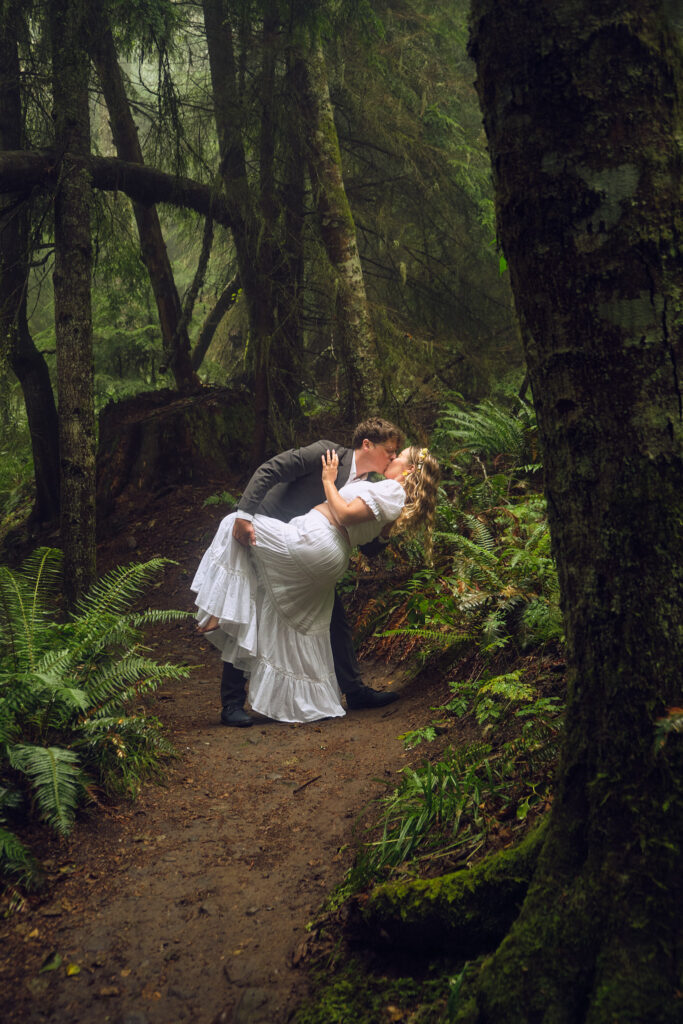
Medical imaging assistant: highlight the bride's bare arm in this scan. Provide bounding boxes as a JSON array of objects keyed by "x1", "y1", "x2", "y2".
[{"x1": 321, "y1": 450, "x2": 375, "y2": 527}]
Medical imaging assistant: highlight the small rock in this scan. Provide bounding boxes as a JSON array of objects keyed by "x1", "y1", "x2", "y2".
[
  {"x1": 245, "y1": 906, "x2": 259, "y2": 916},
  {"x1": 232, "y1": 988, "x2": 269, "y2": 1024},
  {"x1": 98, "y1": 984, "x2": 120, "y2": 997},
  {"x1": 168, "y1": 986, "x2": 192, "y2": 1000},
  {"x1": 211, "y1": 1012, "x2": 231, "y2": 1024},
  {"x1": 41, "y1": 903, "x2": 63, "y2": 917},
  {"x1": 26, "y1": 977, "x2": 50, "y2": 998}
]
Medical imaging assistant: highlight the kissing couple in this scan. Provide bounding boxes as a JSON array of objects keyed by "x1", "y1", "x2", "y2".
[{"x1": 191, "y1": 418, "x2": 440, "y2": 726}]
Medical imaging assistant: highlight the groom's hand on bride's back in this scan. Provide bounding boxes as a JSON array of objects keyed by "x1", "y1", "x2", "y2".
[{"x1": 233, "y1": 518, "x2": 256, "y2": 546}]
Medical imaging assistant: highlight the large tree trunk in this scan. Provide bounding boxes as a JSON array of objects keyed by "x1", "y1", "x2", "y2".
[
  {"x1": 51, "y1": 0, "x2": 96, "y2": 605},
  {"x1": 297, "y1": 42, "x2": 372, "y2": 422},
  {"x1": 463, "y1": 3, "x2": 683, "y2": 1021},
  {"x1": 88, "y1": 6, "x2": 200, "y2": 394},
  {"x1": 0, "y1": 2, "x2": 60, "y2": 523}
]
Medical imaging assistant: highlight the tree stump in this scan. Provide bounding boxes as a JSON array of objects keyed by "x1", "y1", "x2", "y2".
[{"x1": 96, "y1": 386, "x2": 254, "y2": 516}]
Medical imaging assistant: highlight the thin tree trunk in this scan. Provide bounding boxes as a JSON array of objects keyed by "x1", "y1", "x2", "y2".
[
  {"x1": 51, "y1": 0, "x2": 96, "y2": 605},
  {"x1": 465, "y1": 3, "x2": 683, "y2": 1019},
  {"x1": 268, "y1": 53, "x2": 307, "y2": 447},
  {"x1": 296, "y1": 42, "x2": 372, "y2": 421},
  {"x1": 190, "y1": 274, "x2": 240, "y2": 371},
  {"x1": 0, "y1": 2, "x2": 60, "y2": 523},
  {"x1": 88, "y1": 6, "x2": 200, "y2": 393},
  {"x1": 203, "y1": 0, "x2": 274, "y2": 464}
]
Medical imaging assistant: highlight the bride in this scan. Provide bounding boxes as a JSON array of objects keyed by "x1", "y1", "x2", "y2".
[{"x1": 191, "y1": 445, "x2": 440, "y2": 723}]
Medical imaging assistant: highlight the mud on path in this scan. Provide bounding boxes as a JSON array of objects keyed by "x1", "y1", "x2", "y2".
[{"x1": 1, "y1": 483, "x2": 446, "y2": 1024}]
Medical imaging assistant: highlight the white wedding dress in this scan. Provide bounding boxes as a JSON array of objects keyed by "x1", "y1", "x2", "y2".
[{"x1": 191, "y1": 479, "x2": 405, "y2": 723}]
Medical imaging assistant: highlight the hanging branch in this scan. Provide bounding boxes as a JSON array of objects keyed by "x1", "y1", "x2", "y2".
[
  {"x1": 191, "y1": 273, "x2": 241, "y2": 372},
  {"x1": 173, "y1": 214, "x2": 214, "y2": 354}
]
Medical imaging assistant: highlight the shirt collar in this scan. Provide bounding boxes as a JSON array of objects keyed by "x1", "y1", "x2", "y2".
[{"x1": 347, "y1": 452, "x2": 367, "y2": 484}]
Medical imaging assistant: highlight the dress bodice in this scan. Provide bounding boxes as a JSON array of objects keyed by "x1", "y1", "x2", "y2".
[{"x1": 337, "y1": 479, "x2": 405, "y2": 547}]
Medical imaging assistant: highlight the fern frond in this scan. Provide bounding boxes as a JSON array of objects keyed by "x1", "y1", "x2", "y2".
[
  {"x1": 459, "y1": 513, "x2": 496, "y2": 552},
  {"x1": 442, "y1": 401, "x2": 528, "y2": 462},
  {"x1": 125, "y1": 609, "x2": 193, "y2": 629},
  {"x1": 9, "y1": 744, "x2": 86, "y2": 835},
  {"x1": 74, "y1": 558, "x2": 176, "y2": 621},
  {"x1": 83, "y1": 656, "x2": 190, "y2": 714},
  {"x1": 478, "y1": 671, "x2": 534, "y2": 703},
  {"x1": 454, "y1": 534, "x2": 498, "y2": 565},
  {"x1": 0, "y1": 825, "x2": 38, "y2": 882},
  {"x1": 376, "y1": 627, "x2": 469, "y2": 646},
  {"x1": 482, "y1": 610, "x2": 508, "y2": 645},
  {"x1": 0, "y1": 549, "x2": 63, "y2": 672},
  {"x1": 0, "y1": 693, "x2": 20, "y2": 745}
]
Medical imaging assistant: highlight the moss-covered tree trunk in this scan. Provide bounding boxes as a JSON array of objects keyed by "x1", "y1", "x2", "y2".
[
  {"x1": 297, "y1": 41, "x2": 372, "y2": 422},
  {"x1": 0, "y1": 2, "x2": 60, "y2": 523},
  {"x1": 462, "y1": 3, "x2": 683, "y2": 1020},
  {"x1": 88, "y1": 3, "x2": 200, "y2": 394},
  {"x1": 51, "y1": 0, "x2": 96, "y2": 604}
]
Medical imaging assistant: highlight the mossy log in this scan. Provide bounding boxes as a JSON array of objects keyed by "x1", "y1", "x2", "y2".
[
  {"x1": 96, "y1": 386, "x2": 254, "y2": 515},
  {"x1": 356, "y1": 820, "x2": 547, "y2": 957}
]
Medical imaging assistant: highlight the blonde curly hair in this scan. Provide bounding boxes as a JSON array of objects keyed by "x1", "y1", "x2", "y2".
[{"x1": 393, "y1": 446, "x2": 440, "y2": 560}]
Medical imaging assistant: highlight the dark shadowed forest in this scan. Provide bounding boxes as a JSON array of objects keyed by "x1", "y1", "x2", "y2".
[{"x1": 1, "y1": 1, "x2": 681, "y2": 1022}]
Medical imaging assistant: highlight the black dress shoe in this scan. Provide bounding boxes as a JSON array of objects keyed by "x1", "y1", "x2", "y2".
[
  {"x1": 345, "y1": 686, "x2": 399, "y2": 710},
  {"x1": 220, "y1": 705, "x2": 253, "y2": 727}
]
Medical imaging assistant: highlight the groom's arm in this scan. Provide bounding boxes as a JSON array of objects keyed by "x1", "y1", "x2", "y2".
[{"x1": 237, "y1": 440, "x2": 338, "y2": 517}]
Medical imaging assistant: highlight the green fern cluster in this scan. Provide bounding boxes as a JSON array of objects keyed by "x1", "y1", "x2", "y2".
[
  {"x1": 434, "y1": 396, "x2": 540, "y2": 485},
  {"x1": 445, "y1": 494, "x2": 563, "y2": 652},
  {"x1": 363, "y1": 397, "x2": 560, "y2": 662},
  {"x1": 0, "y1": 548, "x2": 191, "y2": 887}
]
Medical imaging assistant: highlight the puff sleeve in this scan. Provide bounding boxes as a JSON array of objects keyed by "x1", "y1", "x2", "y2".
[{"x1": 357, "y1": 479, "x2": 405, "y2": 525}]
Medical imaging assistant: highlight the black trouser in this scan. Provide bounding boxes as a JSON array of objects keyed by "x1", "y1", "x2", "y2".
[{"x1": 220, "y1": 588, "x2": 364, "y2": 709}]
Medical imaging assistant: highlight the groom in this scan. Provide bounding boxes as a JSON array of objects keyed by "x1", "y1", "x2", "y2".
[{"x1": 220, "y1": 417, "x2": 405, "y2": 726}]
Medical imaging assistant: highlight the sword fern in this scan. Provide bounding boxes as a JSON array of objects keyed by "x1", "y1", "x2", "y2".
[{"x1": 0, "y1": 549, "x2": 191, "y2": 887}]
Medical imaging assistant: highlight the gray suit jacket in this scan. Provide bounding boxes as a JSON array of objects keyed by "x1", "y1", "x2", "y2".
[{"x1": 237, "y1": 440, "x2": 353, "y2": 523}]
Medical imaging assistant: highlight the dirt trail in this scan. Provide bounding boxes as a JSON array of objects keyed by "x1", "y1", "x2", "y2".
[{"x1": 2, "y1": 484, "x2": 442, "y2": 1024}]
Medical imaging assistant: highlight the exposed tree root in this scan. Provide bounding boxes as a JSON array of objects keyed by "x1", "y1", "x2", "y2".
[{"x1": 352, "y1": 819, "x2": 547, "y2": 957}]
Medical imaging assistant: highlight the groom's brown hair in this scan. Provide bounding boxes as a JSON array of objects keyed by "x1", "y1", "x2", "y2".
[{"x1": 351, "y1": 417, "x2": 404, "y2": 450}]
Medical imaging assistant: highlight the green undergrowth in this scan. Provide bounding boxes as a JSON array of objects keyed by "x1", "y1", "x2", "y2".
[
  {"x1": 0, "y1": 548, "x2": 191, "y2": 894},
  {"x1": 299, "y1": 394, "x2": 567, "y2": 1021},
  {"x1": 335, "y1": 395, "x2": 565, "y2": 895}
]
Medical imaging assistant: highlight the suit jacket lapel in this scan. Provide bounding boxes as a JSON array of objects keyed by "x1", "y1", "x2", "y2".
[{"x1": 337, "y1": 448, "x2": 353, "y2": 487}]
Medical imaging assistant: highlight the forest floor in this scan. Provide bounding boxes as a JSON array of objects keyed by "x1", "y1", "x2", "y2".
[{"x1": 1, "y1": 480, "x2": 455, "y2": 1024}]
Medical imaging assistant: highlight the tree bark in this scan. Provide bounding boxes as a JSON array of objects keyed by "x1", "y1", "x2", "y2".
[
  {"x1": 190, "y1": 274, "x2": 240, "y2": 371},
  {"x1": 0, "y1": 2, "x2": 60, "y2": 523},
  {"x1": 464, "y1": 3, "x2": 683, "y2": 1020},
  {"x1": 88, "y1": 6, "x2": 200, "y2": 394},
  {"x1": 51, "y1": 0, "x2": 96, "y2": 605},
  {"x1": 202, "y1": 0, "x2": 275, "y2": 465},
  {"x1": 297, "y1": 42, "x2": 373, "y2": 422},
  {"x1": 268, "y1": 53, "x2": 307, "y2": 447}
]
